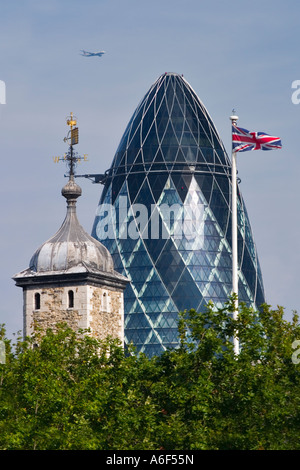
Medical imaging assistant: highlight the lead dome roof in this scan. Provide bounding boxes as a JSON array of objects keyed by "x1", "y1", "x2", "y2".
[{"x1": 29, "y1": 176, "x2": 114, "y2": 274}]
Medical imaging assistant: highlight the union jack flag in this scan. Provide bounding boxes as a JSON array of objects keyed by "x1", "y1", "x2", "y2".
[{"x1": 232, "y1": 124, "x2": 282, "y2": 152}]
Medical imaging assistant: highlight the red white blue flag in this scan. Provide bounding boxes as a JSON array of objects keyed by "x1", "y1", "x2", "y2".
[{"x1": 232, "y1": 124, "x2": 282, "y2": 153}]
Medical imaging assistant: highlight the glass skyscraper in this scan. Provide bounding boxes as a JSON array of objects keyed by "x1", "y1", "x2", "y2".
[{"x1": 92, "y1": 72, "x2": 265, "y2": 356}]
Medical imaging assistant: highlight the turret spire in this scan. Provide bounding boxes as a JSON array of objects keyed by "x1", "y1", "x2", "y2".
[{"x1": 61, "y1": 113, "x2": 82, "y2": 208}]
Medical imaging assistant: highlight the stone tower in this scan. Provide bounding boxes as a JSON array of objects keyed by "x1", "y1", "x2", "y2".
[{"x1": 13, "y1": 116, "x2": 129, "y2": 343}]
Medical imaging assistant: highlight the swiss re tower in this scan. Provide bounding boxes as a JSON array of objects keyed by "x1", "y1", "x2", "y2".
[{"x1": 92, "y1": 73, "x2": 265, "y2": 357}]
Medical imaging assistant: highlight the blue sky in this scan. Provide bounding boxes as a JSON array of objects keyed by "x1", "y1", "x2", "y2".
[{"x1": 1, "y1": 0, "x2": 299, "y2": 337}]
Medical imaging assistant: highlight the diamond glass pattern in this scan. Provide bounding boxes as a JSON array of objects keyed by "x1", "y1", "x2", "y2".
[{"x1": 92, "y1": 73, "x2": 265, "y2": 356}]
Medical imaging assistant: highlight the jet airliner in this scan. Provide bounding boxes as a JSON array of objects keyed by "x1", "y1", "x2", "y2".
[{"x1": 80, "y1": 50, "x2": 105, "y2": 57}]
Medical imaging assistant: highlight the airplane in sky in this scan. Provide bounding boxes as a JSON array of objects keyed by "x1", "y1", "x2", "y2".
[{"x1": 80, "y1": 50, "x2": 105, "y2": 57}]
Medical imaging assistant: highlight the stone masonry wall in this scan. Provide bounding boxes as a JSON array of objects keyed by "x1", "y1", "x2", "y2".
[
  {"x1": 24, "y1": 286, "x2": 84, "y2": 336},
  {"x1": 24, "y1": 284, "x2": 124, "y2": 344},
  {"x1": 89, "y1": 286, "x2": 124, "y2": 343}
]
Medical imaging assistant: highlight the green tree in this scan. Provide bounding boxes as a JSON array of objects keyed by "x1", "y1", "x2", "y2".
[{"x1": 0, "y1": 299, "x2": 299, "y2": 450}]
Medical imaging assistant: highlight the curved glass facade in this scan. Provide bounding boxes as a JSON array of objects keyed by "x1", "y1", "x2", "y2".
[{"x1": 92, "y1": 72, "x2": 265, "y2": 356}]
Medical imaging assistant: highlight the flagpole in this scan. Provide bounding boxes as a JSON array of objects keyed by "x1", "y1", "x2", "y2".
[{"x1": 230, "y1": 111, "x2": 239, "y2": 355}]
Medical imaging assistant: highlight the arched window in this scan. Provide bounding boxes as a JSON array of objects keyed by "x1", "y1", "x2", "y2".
[
  {"x1": 68, "y1": 290, "x2": 74, "y2": 309},
  {"x1": 34, "y1": 293, "x2": 41, "y2": 310},
  {"x1": 103, "y1": 292, "x2": 108, "y2": 312}
]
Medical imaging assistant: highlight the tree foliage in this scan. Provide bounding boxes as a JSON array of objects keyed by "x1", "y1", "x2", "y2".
[{"x1": 0, "y1": 299, "x2": 300, "y2": 450}]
